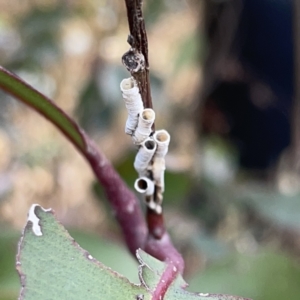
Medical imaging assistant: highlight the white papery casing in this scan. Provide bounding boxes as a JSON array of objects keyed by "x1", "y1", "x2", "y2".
[
  {"x1": 134, "y1": 177, "x2": 155, "y2": 196},
  {"x1": 152, "y1": 157, "x2": 166, "y2": 193},
  {"x1": 134, "y1": 177, "x2": 157, "y2": 211},
  {"x1": 120, "y1": 77, "x2": 144, "y2": 135},
  {"x1": 151, "y1": 130, "x2": 170, "y2": 192},
  {"x1": 134, "y1": 138, "x2": 157, "y2": 176},
  {"x1": 132, "y1": 108, "x2": 155, "y2": 144},
  {"x1": 153, "y1": 130, "x2": 170, "y2": 158}
]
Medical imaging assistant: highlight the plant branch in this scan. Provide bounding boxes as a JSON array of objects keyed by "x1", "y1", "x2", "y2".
[
  {"x1": 0, "y1": 66, "x2": 147, "y2": 254},
  {"x1": 121, "y1": 2, "x2": 186, "y2": 292},
  {"x1": 123, "y1": 0, "x2": 170, "y2": 243},
  {"x1": 0, "y1": 66, "x2": 184, "y2": 272},
  {"x1": 122, "y1": 0, "x2": 153, "y2": 111},
  {"x1": 145, "y1": 232, "x2": 185, "y2": 299},
  {"x1": 0, "y1": 67, "x2": 85, "y2": 152},
  {"x1": 84, "y1": 136, "x2": 148, "y2": 253}
]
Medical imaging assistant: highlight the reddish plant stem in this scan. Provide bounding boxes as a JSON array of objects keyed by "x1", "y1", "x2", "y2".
[
  {"x1": 82, "y1": 135, "x2": 183, "y2": 269},
  {"x1": 152, "y1": 264, "x2": 179, "y2": 300},
  {"x1": 145, "y1": 233, "x2": 184, "y2": 274},
  {"x1": 146, "y1": 207, "x2": 166, "y2": 239},
  {"x1": 0, "y1": 64, "x2": 184, "y2": 273},
  {"x1": 83, "y1": 136, "x2": 148, "y2": 254},
  {"x1": 0, "y1": 66, "x2": 183, "y2": 265},
  {"x1": 145, "y1": 233, "x2": 185, "y2": 299},
  {"x1": 123, "y1": 0, "x2": 185, "y2": 277}
]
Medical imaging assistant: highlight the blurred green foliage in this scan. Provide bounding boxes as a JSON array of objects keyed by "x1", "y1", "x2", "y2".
[
  {"x1": 0, "y1": 229, "x2": 19, "y2": 300},
  {"x1": 144, "y1": 0, "x2": 166, "y2": 24},
  {"x1": 5, "y1": 5, "x2": 66, "y2": 70},
  {"x1": 173, "y1": 32, "x2": 202, "y2": 73},
  {"x1": 238, "y1": 187, "x2": 300, "y2": 231},
  {"x1": 189, "y1": 251, "x2": 300, "y2": 300},
  {"x1": 76, "y1": 68, "x2": 114, "y2": 133}
]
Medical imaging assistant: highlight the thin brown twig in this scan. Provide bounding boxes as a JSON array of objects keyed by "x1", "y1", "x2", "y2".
[
  {"x1": 123, "y1": 0, "x2": 168, "y2": 240},
  {"x1": 122, "y1": 0, "x2": 153, "y2": 111}
]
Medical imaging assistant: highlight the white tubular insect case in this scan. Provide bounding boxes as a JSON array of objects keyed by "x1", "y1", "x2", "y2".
[
  {"x1": 134, "y1": 138, "x2": 157, "y2": 176},
  {"x1": 134, "y1": 177, "x2": 156, "y2": 211},
  {"x1": 152, "y1": 130, "x2": 170, "y2": 193},
  {"x1": 134, "y1": 177, "x2": 155, "y2": 196},
  {"x1": 120, "y1": 77, "x2": 144, "y2": 135},
  {"x1": 132, "y1": 108, "x2": 155, "y2": 144},
  {"x1": 152, "y1": 157, "x2": 166, "y2": 193},
  {"x1": 153, "y1": 130, "x2": 170, "y2": 158},
  {"x1": 120, "y1": 76, "x2": 171, "y2": 214}
]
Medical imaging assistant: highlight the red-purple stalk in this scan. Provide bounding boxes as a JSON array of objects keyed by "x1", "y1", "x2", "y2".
[{"x1": 0, "y1": 66, "x2": 184, "y2": 276}]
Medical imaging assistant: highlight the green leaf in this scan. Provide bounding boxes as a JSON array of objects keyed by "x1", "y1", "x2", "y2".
[
  {"x1": 137, "y1": 250, "x2": 249, "y2": 300},
  {"x1": 17, "y1": 205, "x2": 149, "y2": 300},
  {"x1": 0, "y1": 67, "x2": 85, "y2": 152},
  {"x1": 137, "y1": 249, "x2": 169, "y2": 291},
  {"x1": 17, "y1": 205, "x2": 250, "y2": 300},
  {"x1": 69, "y1": 230, "x2": 139, "y2": 284}
]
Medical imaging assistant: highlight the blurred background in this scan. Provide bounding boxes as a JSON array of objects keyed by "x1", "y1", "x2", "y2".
[{"x1": 0, "y1": 0, "x2": 300, "y2": 299}]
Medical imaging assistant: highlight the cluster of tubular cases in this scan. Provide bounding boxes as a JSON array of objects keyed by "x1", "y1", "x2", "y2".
[{"x1": 120, "y1": 77, "x2": 170, "y2": 214}]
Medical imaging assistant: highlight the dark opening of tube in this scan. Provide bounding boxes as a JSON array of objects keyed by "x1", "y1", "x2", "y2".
[
  {"x1": 138, "y1": 179, "x2": 148, "y2": 190},
  {"x1": 145, "y1": 140, "x2": 155, "y2": 150}
]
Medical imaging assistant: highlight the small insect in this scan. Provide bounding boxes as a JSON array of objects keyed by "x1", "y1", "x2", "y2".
[
  {"x1": 122, "y1": 49, "x2": 145, "y2": 73},
  {"x1": 135, "y1": 294, "x2": 144, "y2": 300}
]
